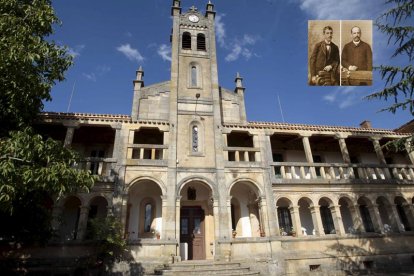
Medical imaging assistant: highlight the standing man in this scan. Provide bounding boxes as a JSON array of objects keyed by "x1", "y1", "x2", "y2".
[
  {"x1": 341, "y1": 26, "x2": 372, "y2": 71},
  {"x1": 309, "y1": 26, "x2": 340, "y2": 85}
]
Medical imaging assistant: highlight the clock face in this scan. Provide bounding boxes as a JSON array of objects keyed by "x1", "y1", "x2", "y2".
[{"x1": 188, "y1": 14, "x2": 199, "y2": 23}]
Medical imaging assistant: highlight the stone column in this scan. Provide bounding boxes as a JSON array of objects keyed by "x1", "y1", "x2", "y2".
[
  {"x1": 289, "y1": 206, "x2": 302, "y2": 236},
  {"x1": 226, "y1": 197, "x2": 233, "y2": 238},
  {"x1": 175, "y1": 196, "x2": 181, "y2": 242},
  {"x1": 369, "y1": 204, "x2": 385, "y2": 233},
  {"x1": 370, "y1": 137, "x2": 392, "y2": 179},
  {"x1": 301, "y1": 133, "x2": 316, "y2": 178},
  {"x1": 258, "y1": 197, "x2": 269, "y2": 237},
  {"x1": 64, "y1": 126, "x2": 76, "y2": 148},
  {"x1": 76, "y1": 205, "x2": 90, "y2": 240},
  {"x1": 335, "y1": 134, "x2": 351, "y2": 163},
  {"x1": 310, "y1": 205, "x2": 325, "y2": 236},
  {"x1": 212, "y1": 198, "x2": 220, "y2": 238},
  {"x1": 161, "y1": 195, "x2": 168, "y2": 239},
  {"x1": 120, "y1": 194, "x2": 129, "y2": 238},
  {"x1": 330, "y1": 205, "x2": 345, "y2": 235},
  {"x1": 111, "y1": 124, "x2": 122, "y2": 160}
]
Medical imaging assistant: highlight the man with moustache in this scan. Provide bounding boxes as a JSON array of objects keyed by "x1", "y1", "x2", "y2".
[
  {"x1": 341, "y1": 26, "x2": 372, "y2": 71},
  {"x1": 309, "y1": 26, "x2": 340, "y2": 85}
]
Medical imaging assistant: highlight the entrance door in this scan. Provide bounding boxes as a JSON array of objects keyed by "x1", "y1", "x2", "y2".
[{"x1": 180, "y1": 206, "x2": 205, "y2": 260}]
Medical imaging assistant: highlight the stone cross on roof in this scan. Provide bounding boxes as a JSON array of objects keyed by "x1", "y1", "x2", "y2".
[{"x1": 190, "y1": 5, "x2": 197, "y2": 12}]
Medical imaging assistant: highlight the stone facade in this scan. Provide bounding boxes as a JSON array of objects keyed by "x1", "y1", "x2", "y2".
[{"x1": 34, "y1": 1, "x2": 414, "y2": 274}]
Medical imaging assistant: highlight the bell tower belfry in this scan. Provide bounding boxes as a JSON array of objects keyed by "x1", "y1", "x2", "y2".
[{"x1": 169, "y1": 0, "x2": 223, "y2": 169}]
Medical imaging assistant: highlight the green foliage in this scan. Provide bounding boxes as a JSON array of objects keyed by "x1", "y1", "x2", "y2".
[
  {"x1": 0, "y1": 127, "x2": 96, "y2": 212},
  {"x1": 88, "y1": 216, "x2": 127, "y2": 263},
  {"x1": 0, "y1": 0, "x2": 72, "y2": 133},
  {"x1": 366, "y1": 0, "x2": 414, "y2": 115}
]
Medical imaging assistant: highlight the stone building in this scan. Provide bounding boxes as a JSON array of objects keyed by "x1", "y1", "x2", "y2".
[{"x1": 35, "y1": 1, "x2": 414, "y2": 274}]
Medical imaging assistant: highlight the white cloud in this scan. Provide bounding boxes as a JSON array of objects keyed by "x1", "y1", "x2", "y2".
[
  {"x1": 157, "y1": 44, "x2": 172, "y2": 62},
  {"x1": 225, "y1": 35, "x2": 259, "y2": 62},
  {"x1": 82, "y1": 73, "x2": 96, "y2": 82},
  {"x1": 116, "y1": 44, "x2": 144, "y2": 62},
  {"x1": 215, "y1": 14, "x2": 226, "y2": 47},
  {"x1": 297, "y1": 0, "x2": 379, "y2": 19},
  {"x1": 323, "y1": 93, "x2": 336, "y2": 103},
  {"x1": 322, "y1": 86, "x2": 365, "y2": 109},
  {"x1": 67, "y1": 44, "x2": 85, "y2": 58},
  {"x1": 83, "y1": 65, "x2": 111, "y2": 82}
]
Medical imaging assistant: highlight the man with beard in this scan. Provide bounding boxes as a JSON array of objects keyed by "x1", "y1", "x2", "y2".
[
  {"x1": 309, "y1": 26, "x2": 340, "y2": 85},
  {"x1": 341, "y1": 26, "x2": 372, "y2": 71}
]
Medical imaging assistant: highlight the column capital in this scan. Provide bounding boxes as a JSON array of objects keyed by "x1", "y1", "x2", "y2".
[
  {"x1": 334, "y1": 133, "x2": 349, "y2": 140},
  {"x1": 111, "y1": 122, "x2": 122, "y2": 130},
  {"x1": 62, "y1": 122, "x2": 80, "y2": 128},
  {"x1": 299, "y1": 132, "x2": 313, "y2": 138},
  {"x1": 369, "y1": 136, "x2": 382, "y2": 142}
]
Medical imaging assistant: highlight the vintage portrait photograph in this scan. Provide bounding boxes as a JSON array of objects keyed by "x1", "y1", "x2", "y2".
[
  {"x1": 340, "y1": 20, "x2": 373, "y2": 86},
  {"x1": 308, "y1": 20, "x2": 373, "y2": 86}
]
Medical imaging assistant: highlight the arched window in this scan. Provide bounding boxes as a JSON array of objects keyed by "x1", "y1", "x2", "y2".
[
  {"x1": 197, "y1": 33, "x2": 206, "y2": 51},
  {"x1": 144, "y1": 203, "x2": 152, "y2": 232},
  {"x1": 182, "y1": 32, "x2": 191, "y2": 49},
  {"x1": 191, "y1": 66, "x2": 197, "y2": 87},
  {"x1": 139, "y1": 198, "x2": 156, "y2": 238},
  {"x1": 192, "y1": 125, "x2": 199, "y2": 152}
]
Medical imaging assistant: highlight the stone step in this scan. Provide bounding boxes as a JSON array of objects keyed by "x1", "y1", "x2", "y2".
[{"x1": 154, "y1": 261, "x2": 260, "y2": 275}]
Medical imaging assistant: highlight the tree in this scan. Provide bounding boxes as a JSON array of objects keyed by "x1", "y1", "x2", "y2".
[
  {"x1": 0, "y1": 1, "x2": 96, "y2": 243},
  {"x1": 0, "y1": 0, "x2": 72, "y2": 134},
  {"x1": 366, "y1": 0, "x2": 413, "y2": 150}
]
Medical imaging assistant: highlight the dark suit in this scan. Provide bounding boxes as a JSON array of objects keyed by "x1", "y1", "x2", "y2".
[
  {"x1": 309, "y1": 41, "x2": 340, "y2": 85},
  {"x1": 341, "y1": 40, "x2": 372, "y2": 71}
]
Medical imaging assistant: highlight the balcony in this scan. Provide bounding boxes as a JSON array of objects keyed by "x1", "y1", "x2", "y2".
[
  {"x1": 77, "y1": 157, "x2": 117, "y2": 184},
  {"x1": 271, "y1": 162, "x2": 414, "y2": 184},
  {"x1": 126, "y1": 144, "x2": 168, "y2": 167},
  {"x1": 224, "y1": 146, "x2": 261, "y2": 168}
]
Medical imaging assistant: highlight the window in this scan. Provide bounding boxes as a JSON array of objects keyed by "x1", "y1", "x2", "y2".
[
  {"x1": 192, "y1": 125, "x2": 199, "y2": 152},
  {"x1": 144, "y1": 203, "x2": 152, "y2": 232},
  {"x1": 197, "y1": 33, "x2": 206, "y2": 50},
  {"x1": 277, "y1": 207, "x2": 292, "y2": 233},
  {"x1": 90, "y1": 150, "x2": 104, "y2": 175},
  {"x1": 139, "y1": 198, "x2": 156, "y2": 237},
  {"x1": 320, "y1": 206, "x2": 335, "y2": 234},
  {"x1": 191, "y1": 66, "x2": 197, "y2": 87},
  {"x1": 182, "y1": 32, "x2": 191, "y2": 49},
  {"x1": 359, "y1": 205, "x2": 375, "y2": 232}
]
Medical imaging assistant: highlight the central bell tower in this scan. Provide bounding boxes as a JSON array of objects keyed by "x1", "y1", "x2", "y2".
[{"x1": 169, "y1": 0, "x2": 223, "y2": 169}]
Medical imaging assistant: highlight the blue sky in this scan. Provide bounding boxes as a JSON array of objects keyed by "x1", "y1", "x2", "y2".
[{"x1": 45, "y1": 0, "x2": 412, "y2": 130}]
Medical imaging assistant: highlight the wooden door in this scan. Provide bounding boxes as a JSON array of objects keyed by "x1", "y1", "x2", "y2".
[{"x1": 180, "y1": 206, "x2": 205, "y2": 260}]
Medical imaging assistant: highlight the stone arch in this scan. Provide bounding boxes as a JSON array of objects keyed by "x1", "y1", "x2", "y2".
[
  {"x1": 338, "y1": 196, "x2": 356, "y2": 233},
  {"x1": 60, "y1": 195, "x2": 82, "y2": 241},
  {"x1": 88, "y1": 196, "x2": 108, "y2": 219},
  {"x1": 128, "y1": 176, "x2": 166, "y2": 196},
  {"x1": 394, "y1": 196, "x2": 412, "y2": 231},
  {"x1": 376, "y1": 195, "x2": 394, "y2": 232},
  {"x1": 178, "y1": 176, "x2": 217, "y2": 199},
  {"x1": 228, "y1": 178, "x2": 263, "y2": 198},
  {"x1": 276, "y1": 197, "x2": 294, "y2": 235},
  {"x1": 298, "y1": 197, "x2": 315, "y2": 236},
  {"x1": 319, "y1": 197, "x2": 335, "y2": 234},
  {"x1": 358, "y1": 196, "x2": 375, "y2": 232},
  {"x1": 229, "y1": 180, "x2": 263, "y2": 237},
  {"x1": 126, "y1": 179, "x2": 163, "y2": 240}
]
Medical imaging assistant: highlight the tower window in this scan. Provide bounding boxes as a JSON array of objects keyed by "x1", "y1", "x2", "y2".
[
  {"x1": 144, "y1": 203, "x2": 153, "y2": 232},
  {"x1": 191, "y1": 66, "x2": 197, "y2": 87},
  {"x1": 192, "y1": 125, "x2": 199, "y2": 152},
  {"x1": 182, "y1": 32, "x2": 191, "y2": 49},
  {"x1": 197, "y1": 33, "x2": 206, "y2": 51}
]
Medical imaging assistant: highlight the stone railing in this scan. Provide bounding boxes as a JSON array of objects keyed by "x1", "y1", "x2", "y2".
[
  {"x1": 127, "y1": 144, "x2": 168, "y2": 160},
  {"x1": 77, "y1": 157, "x2": 117, "y2": 182},
  {"x1": 270, "y1": 162, "x2": 414, "y2": 182},
  {"x1": 224, "y1": 146, "x2": 261, "y2": 162}
]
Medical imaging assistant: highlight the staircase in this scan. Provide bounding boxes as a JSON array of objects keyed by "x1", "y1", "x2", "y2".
[{"x1": 153, "y1": 260, "x2": 260, "y2": 275}]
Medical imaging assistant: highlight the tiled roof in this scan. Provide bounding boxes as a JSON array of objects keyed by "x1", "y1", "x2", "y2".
[{"x1": 223, "y1": 121, "x2": 406, "y2": 136}]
